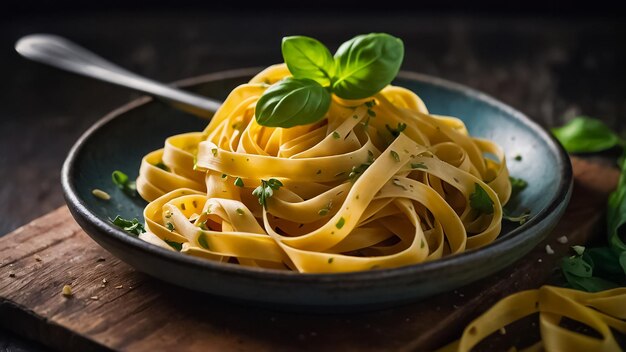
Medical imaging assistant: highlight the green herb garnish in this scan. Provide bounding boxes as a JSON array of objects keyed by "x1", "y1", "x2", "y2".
[
  {"x1": 509, "y1": 177, "x2": 528, "y2": 198},
  {"x1": 282, "y1": 36, "x2": 335, "y2": 86},
  {"x1": 154, "y1": 161, "x2": 170, "y2": 172},
  {"x1": 198, "y1": 233, "x2": 209, "y2": 249},
  {"x1": 332, "y1": 131, "x2": 341, "y2": 139},
  {"x1": 111, "y1": 170, "x2": 137, "y2": 196},
  {"x1": 255, "y1": 33, "x2": 404, "y2": 128},
  {"x1": 552, "y1": 117, "x2": 623, "y2": 153},
  {"x1": 318, "y1": 201, "x2": 332, "y2": 216},
  {"x1": 503, "y1": 209, "x2": 531, "y2": 225},
  {"x1": 551, "y1": 116, "x2": 626, "y2": 292},
  {"x1": 252, "y1": 178, "x2": 283, "y2": 210},
  {"x1": 234, "y1": 177, "x2": 245, "y2": 187},
  {"x1": 390, "y1": 150, "x2": 400, "y2": 162},
  {"x1": 336, "y1": 217, "x2": 346, "y2": 229},
  {"x1": 110, "y1": 215, "x2": 145, "y2": 236},
  {"x1": 332, "y1": 33, "x2": 404, "y2": 99},
  {"x1": 411, "y1": 162, "x2": 428, "y2": 170},
  {"x1": 469, "y1": 183, "x2": 494, "y2": 215},
  {"x1": 348, "y1": 152, "x2": 375, "y2": 182},
  {"x1": 164, "y1": 240, "x2": 182, "y2": 251},
  {"x1": 386, "y1": 123, "x2": 407, "y2": 138},
  {"x1": 166, "y1": 222, "x2": 175, "y2": 232},
  {"x1": 255, "y1": 77, "x2": 331, "y2": 128}
]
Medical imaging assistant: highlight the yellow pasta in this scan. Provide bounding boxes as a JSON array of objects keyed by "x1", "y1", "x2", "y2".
[
  {"x1": 135, "y1": 64, "x2": 512, "y2": 273},
  {"x1": 440, "y1": 286, "x2": 626, "y2": 352}
]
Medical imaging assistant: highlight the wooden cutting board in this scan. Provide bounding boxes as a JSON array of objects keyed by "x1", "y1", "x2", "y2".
[{"x1": 0, "y1": 158, "x2": 619, "y2": 352}]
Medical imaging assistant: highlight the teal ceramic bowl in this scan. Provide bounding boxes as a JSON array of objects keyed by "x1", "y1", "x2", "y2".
[{"x1": 62, "y1": 68, "x2": 572, "y2": 310}]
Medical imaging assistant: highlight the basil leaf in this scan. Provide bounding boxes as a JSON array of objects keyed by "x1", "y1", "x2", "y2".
[
  {"x1": 585, "y1": 247, "x2": 623, "y2": 276},
  {"x1": 551, "y1": 117, "x2": 622, "y2": 153},
  {"x1": 332, "y1": 33, "x2": 404, "y2": 99},
  {"x1": 469, "y1": 183, "x2": 494, "y2": 215},
  {"x1": 563, "y1": 271, "x2": 619, "y2": 292},
  {"x1": 561, "y1": 255, "x2": 593, "y2": 277},
  {"x1": 282, "y1": 36, "x2": 335, "y2": 86},
  {"x1": 255, "y1": 77, "x2": 331, "y2": 128}
]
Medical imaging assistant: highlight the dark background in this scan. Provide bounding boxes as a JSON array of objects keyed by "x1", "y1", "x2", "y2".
[{"x1": 2, "y1": 2, "x2": 626, "y2": 350}]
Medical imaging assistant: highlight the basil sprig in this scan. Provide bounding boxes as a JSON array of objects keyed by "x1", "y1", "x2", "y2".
[
  {"x1": 255, "y1": 33, "x2": 404, "y2": 128},
  {"x1": 552, "y1": 116, "x2": 626, "y2": 291}
]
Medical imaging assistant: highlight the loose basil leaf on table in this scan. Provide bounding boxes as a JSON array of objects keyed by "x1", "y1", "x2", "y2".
[
  {"x1": 332, "y1": 33, "x2": 404, "y2": 100},
  {"x1": 282, "y1": 36, "x2": 335, "y2": 86},
  {"x1": 255, "y1": 77, "x2": 331, "y2": 128},
  {"x1": 551, "y1": 116, "x2": 622, "y2": 153}
]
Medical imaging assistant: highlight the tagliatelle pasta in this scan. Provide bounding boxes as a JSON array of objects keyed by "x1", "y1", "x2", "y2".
[
  {"x1": 135, "y1": 63, "x2": 511, "y2": 273},
  {"x1": 439, "y1": 286, "x2": 626, "y2": 352}
]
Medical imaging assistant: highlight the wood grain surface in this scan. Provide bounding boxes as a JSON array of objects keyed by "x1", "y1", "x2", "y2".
[{"x1": 0, "y1": 157, "x2": 620, "y2": 351}]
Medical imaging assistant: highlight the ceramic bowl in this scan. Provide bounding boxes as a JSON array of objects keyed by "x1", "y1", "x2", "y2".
[{"x1": 62, "y1": 68, "x2": 572, "y2": 310}]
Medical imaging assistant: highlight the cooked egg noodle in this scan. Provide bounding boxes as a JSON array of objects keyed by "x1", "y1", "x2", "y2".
[{"x1": 136, "y1": 63, "x2": 511, "y2": 273}]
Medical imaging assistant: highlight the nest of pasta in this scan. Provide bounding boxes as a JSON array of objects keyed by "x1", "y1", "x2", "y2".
[{"x1": 135, "y1": 64, "x2": 511, "y2": 273}]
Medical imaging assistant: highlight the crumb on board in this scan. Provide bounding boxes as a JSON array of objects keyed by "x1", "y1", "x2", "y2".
[
  {"x1": 97, "y1": 257, "x2": 106, "y2": 262},
  {"x1": 499, "y1": 327, "x2": 507, "y2": 335},
  {"x1": 34, "y1": 254, "x2": 42, "y2": 262},
  {"x1": 9, "y1": 272, "x2": 15, "y2": 278},
  {"x1": 545, "y1": 244, "x2": 555, "y2": 255},
  {"x1": 538, "y1": 258, "x2": 543, "y2": 263},
  {"x1": 91, "y1": 189, "x2": 111, "y2": 200},
  {"x1": 115, "y1": 285, "x2": 123, "y2": 289},
  {"x1": 62, "y1": 285, "x2": 73, "y2": 297},
  {"x1": 90, "y1": 296, "x2": 99, "y2": 301},
  {"x1": 556, "y1": 236, "x2": 568, "y2": 244}
]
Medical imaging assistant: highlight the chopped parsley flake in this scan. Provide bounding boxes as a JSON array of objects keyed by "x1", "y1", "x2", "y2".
[
  {"x1": 411, "y1": 162, "x2": 428, "y2": 170},
  {"x1": 211, "y1": 148, "x2": 218, "y2": 156},
  {"x1": 386, "y1": 122, "x2": 407, "y2": 138},
  {"x1": 336, "y1": 217, "x2": 346, "y2": 229},
  {"x1": 154, "y1": 161, "x2": 170, "y2": 172},
  {"x1": 332, "y1": 131, "x2": 340, "y2": 139},
  {"x1": 510, "y1": 177, "x2": 528, "y2": 198},
  {"x1": 236, "y1": 208, "x2": 245, "y2": 215},
  {"x1": 469, "y1": 183, "x2": 494, "y2": 215},
  {"x1": 503, "y1": 209, "x2": 531, "y2": 225},
  {"x1": 197, "y1": 233, "x2": 209, "y2": 249},
  {"x1": 164, "y1": 240, "x2": 182, "y2": 251},
  {"x1": 392, "y1": 178, "x2": 407, "y2": 190},
  {"x1": 110, "y1": 216, "x2": 145, "y2": 236},
  {"x1": 111, "y1": 170, "x2": 137, "y2": 197},
  {"x1": 234, "y1": 177, "x2": 244, "y2": 187},
  {"x1": 390, "y1": 150, "x2": 400, "y2": 162},
  {"x1": 166, "y1": 222, "x2": 175, "y2": 232}
]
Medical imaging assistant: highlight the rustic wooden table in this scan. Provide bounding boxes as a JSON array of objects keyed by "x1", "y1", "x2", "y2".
[{"x1": 1, "y1": 11, "x2": 625, "y2": 351}]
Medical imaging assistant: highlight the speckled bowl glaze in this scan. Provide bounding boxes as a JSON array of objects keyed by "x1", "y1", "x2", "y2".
[{"x1": 62, "y1": 68, "x2": 572, "y2": 310}]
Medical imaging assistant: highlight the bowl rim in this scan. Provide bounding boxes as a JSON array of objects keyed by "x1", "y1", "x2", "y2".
[{"x1": 61, "y1": 67, "x2": 573, "y2": 284}]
